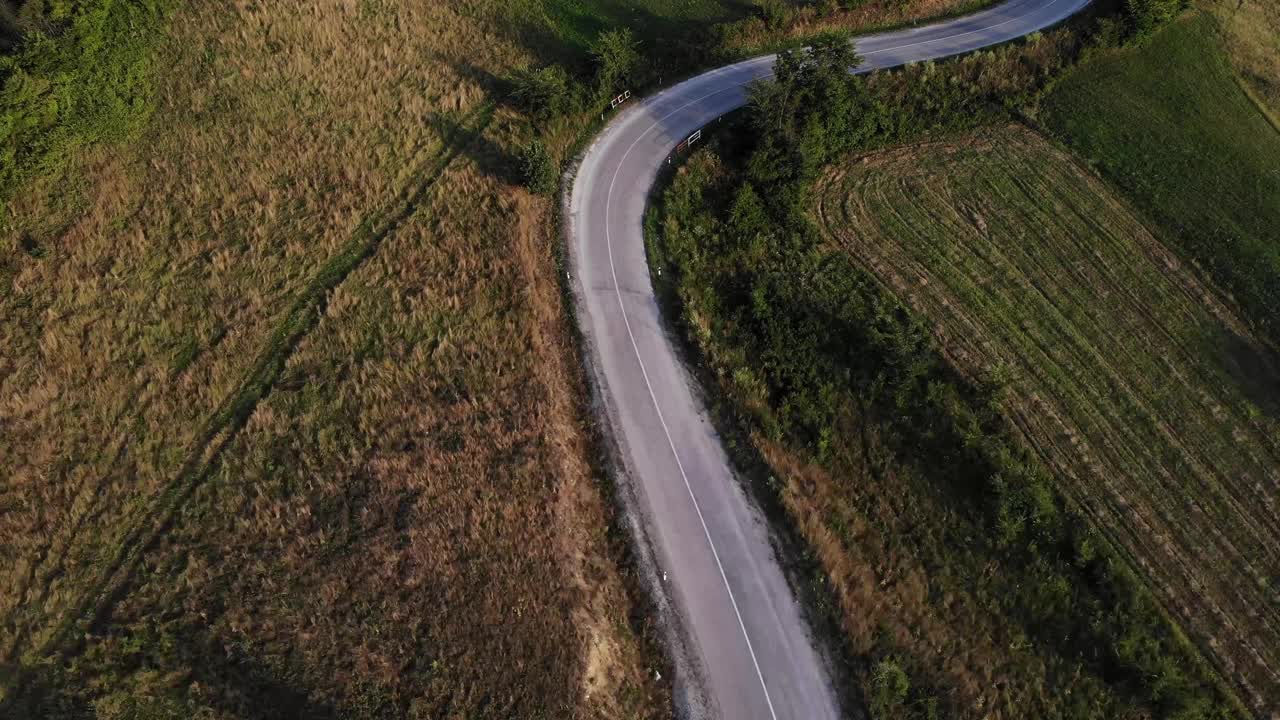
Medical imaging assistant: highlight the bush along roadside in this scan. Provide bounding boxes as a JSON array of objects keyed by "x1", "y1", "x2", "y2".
[
  {"x1": 649, "y1": 27, "x2": 1243, "y2": 720},
  {"x1": 0, "y1": 0, "x2": 173, "y2": 214}
]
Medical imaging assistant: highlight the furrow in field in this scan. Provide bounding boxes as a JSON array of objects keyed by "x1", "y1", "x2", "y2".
[{"x1": 815, "y1": 125, "x2": 1280, "y2": 705}]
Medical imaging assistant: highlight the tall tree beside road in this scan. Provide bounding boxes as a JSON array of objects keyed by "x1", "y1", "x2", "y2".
[
  {"x1": 748, "y1": 33, "x2": 875, "y2": 197},
  {"x1": 592, "y1": 28, "x2": 641, "y2": 94}
]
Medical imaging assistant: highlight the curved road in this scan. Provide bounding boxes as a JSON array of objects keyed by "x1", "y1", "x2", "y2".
[{"x1": 566, "y1": 0, "x2": 1090, "y2": 717}]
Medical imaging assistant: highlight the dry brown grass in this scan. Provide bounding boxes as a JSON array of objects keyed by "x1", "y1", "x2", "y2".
[
  {"x1": 1208, "y1": 0, "x2": 1280, "y2": 121},
  {"x1": 0, "y1": 0, "x2": 666, "y2": 716}
]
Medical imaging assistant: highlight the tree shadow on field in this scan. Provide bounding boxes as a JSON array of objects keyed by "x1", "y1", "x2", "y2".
[
  {"x1": 447, "y1": 59, "x2": 526, "y2": 120},
  {"x1": 0, "y1": 663, "x2": 93, "y2": 720},
  {"x1": 183, "y1": 627, "x2": 339, "y2": 720},
  {"x1": 1215, "y1": 327, "x2": 1280, "y2": 422},
  {"x1": 0, "y1": 624, "x2": 338, "y2": 720},
  {"x1": 447, "y1": 58, "x2": 510, "y2": 98},
  {"x1": 428, "y1": 109, "x2": 521, "y2": 187}
]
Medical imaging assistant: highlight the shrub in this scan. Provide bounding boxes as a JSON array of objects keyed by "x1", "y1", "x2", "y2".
[
  {"x1": 518, "y1": 139, "x2": 558, "y2": 195},
  {"x1": 508, "y1": 65, "x2": 573, "y2": 121},
  {"x1": 0, "y1": 0, "x2": 171, "y2": 208},
  {"x1": 869, "y1": 659, "x2": 911, "y2": 718},
  {"x1": 1124, "y1": 0, "x2": 1181, "y2": 37},
  {"x1": 591, "y1": 28, "x2": 640, "y2": 93}
]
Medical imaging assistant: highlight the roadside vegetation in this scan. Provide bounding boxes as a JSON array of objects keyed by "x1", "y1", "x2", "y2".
[
  {"x1": 649, "y1": 2, "x2": 1274, "y2": 715},
  {"x1": 0, "y1": 0, "x2": 1026, "y2": 717}
]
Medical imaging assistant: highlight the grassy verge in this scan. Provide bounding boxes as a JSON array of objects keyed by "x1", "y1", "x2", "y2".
[{"x1": 1207, "y1": 0, "x2": 1280, "y2": 121}]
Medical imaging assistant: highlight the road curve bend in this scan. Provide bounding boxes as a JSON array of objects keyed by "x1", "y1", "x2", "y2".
[{"x1": 566, "y1": 0, "x2": 1090, "y2": 717}]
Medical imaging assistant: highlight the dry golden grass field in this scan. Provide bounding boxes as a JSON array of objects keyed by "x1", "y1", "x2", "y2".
[
  {"x1": 0, "y1": 0, "x2": 997, "y2": 717},
  {"x1": 1211, "y1": 0, "x2": 1280, "y2": 122},
  {"x1": 0, "y1": 1, "x2": 669, "y2": 716},
  {"x1": 814, "y1": 124, "x2": 1280, "y2": 716}
]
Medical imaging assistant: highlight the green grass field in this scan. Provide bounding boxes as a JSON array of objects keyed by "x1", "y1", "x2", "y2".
[
  {"x1": 1041, "y1": 12, "x2": 1280, "y2": 339},
  {"x1": 816, "y1": 123, "x2": 1280, "y2": 716}
]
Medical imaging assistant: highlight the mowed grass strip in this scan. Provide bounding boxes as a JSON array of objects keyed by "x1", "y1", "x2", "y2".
[
  {"x1": 815, "y1": 124, "x2": 1280, "y2": 715},
  {"x1": 1041, "y1": 12, "x2": 1280, "y2": 339}
]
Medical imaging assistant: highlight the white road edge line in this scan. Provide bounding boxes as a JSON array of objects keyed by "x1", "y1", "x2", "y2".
[
  {"x1": 862, "y1": 0, "x2": 1060, "y2": 58},
  {"x1": 605, "y1": 126, "x2": 782, "y2": 720},
  {"x1": 599, "y1": 0, "x2": 1068, "y2": 715}
]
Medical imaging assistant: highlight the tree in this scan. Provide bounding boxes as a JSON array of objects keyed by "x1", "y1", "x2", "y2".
[
  {"x1": 508, "y1": 65, "x2": 573, "y2": 121},
  {"x1": 592, "y1": 28, "x2": 640, "y2": 93},
  {"x1": 747, "y1": 32, "x2": 870, "y2": 191},
  {"x1": 869, "y1": 658, "x2": 912, "y2": 718},
  {"x1": 518, "y1": 139, "x2": 558, "y2": 195},
  {"x1": 1123, "y1": 0, "x2": 1181, "y2": 37}
]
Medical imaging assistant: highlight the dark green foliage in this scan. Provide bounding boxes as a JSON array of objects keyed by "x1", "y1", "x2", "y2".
[
  {"x1": 518, "y1": 139, "x2": 558, "y2": 194},
  {"x1": 1124, "y1": 0, "x2": 1183, "y2": 37},
  {"x1": 591, "y1": 28, "x2": 640, "y2": 93},
  {"x1": 865, "y1": 658, "x2": 940, "y2": 719},
  {"x1": 0, "y1": 0, "x2": 172, "y2": 208},
  {"x1": 869, "y1": 659, "x2": 911, "y2": 717},
  {"x1": 756, "y1": 0, "x2": 793, "y2": 30},
  {"x1": 747, "y1": 33, "x2": 875, "y2": 187},
  {"x1": 652, "y1": 25, "x2": 1240, "y2": 718},
  {"x1": 508, "y1": 64, "x2": 575, "y2": 120},
  {"x1": 0, "y1": 3, "x2": 19, "y2": 52}
]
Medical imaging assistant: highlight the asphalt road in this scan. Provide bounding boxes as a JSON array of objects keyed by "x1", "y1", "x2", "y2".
[{"x1": 566, "y1": 0, "x2": 1091, "y2": 717}]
